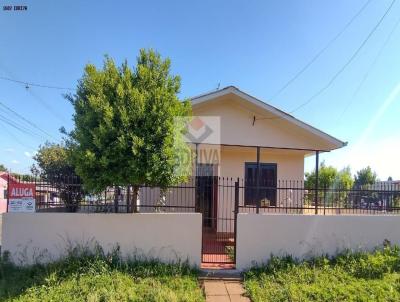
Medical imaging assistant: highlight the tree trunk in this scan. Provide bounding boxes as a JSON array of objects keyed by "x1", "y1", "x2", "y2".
[{"x1": 132, "y1": 185, "x2": 139, "y2": 213}]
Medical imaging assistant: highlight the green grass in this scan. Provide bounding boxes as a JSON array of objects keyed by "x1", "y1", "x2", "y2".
[
  {"x1": 0, "y1": 245, "x2": 205, "y2": 302},
  {"x1": 244, "y1": 244, "x2": 400, "y2": 302}
]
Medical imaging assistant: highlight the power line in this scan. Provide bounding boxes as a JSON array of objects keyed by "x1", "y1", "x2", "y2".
[
  {"x1": 269, "y1": 0, "x2": 373, "y2": 101},
  {"x1": 0, "y1": 113, "x2": 46, "y2": 139},
  {"x1": 256, "y1": 0, "x2": 397, "y2": 121},
  {"x1": 337, "y1": 11, "x2": 400, "y2": 121},
  {"x1": 0, "y1": 72, "x2": 72, "y2": 124},
  {"x1": 290, "y1": 0, "x2": 397, "y2": 113},
  {"x1": 0, "y1": 75, "x2": 75, "y2": 91},
  {"x1": 0, "y1": 101, "x2": 57, "y2": 140},
  {"x1": 0, "y1": 120, "x2": 37, "y2": 149},
  {"x1": 27, "y1": 88, "x2": 69, "y2": 124}
]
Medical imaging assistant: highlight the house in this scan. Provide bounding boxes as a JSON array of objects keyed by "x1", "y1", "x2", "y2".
[
  {"x1": 140, "y1": 86, "x2": 346, "y2": 229},
  {"x1": 0, "y1": 172, "x2": 9, "y2": 213},
  {"x1": 183, "y1": 86, "x2": 346, "y2": 235}
]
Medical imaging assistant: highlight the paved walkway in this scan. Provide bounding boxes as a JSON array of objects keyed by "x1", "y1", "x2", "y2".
[{"x1": 203, "y1": 280, "x2": 250, "y2": 301}]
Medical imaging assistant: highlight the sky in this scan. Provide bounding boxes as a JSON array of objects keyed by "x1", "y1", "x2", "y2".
[{"x1": 0, "y1": 0, "x2": 400, "y2": 179}]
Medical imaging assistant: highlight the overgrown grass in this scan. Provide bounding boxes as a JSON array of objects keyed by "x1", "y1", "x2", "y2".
[
  {"x1": 0, "y1": 245, "x2": 204, "y2": 302},
  {"x1": 244, "y1": 244, "x2": 400, "y2": 302}
]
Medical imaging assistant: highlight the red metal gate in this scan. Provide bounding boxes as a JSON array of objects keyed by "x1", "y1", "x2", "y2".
[{"x1": 199, "y1": 176, "x2": 238, "y2": 266}]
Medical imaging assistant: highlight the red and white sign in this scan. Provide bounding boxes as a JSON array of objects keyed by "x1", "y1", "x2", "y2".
[{"x1": 8, "y1": 183, "x2": 36, "y2": 213}]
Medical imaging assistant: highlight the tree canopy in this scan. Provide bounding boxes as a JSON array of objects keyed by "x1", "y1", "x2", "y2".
[
  {"x1": 66, "y1": 49, "x2": 192, "y2": 192},
  {"x1": 0, "y1": 164, "x2": 7, "y2": 172},
  {"x1": 31, "y1": 142, "x2": 76, "y2": 179},
  {"x1": 305, "y1": 162, "x2": 354, "y2": 190},
  {"x1": 354, "y1": 166, "x2": 377, "y2": 187}
]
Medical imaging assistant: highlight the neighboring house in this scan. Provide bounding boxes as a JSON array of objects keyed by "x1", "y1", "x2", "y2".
[
  {"x1": 0, "y1": 172, "x2": 9, "y2": 213},
  {"x1": 372, "y1": 180, "x2": 400, "y2": 190}
]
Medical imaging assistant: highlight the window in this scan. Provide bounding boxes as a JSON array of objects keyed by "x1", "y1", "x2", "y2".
[{"x1": 244, "y1": 163, "x2": 277, "y2": 206}]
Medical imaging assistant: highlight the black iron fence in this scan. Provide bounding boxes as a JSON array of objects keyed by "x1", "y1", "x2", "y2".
[
  {"x1": 5, "y1": 174, "x2": 400, "y2": 215},
  {"x1": 236, "y1": 179, "x2": 400, "y2": 215},
  {"x1": 5, "y1": 174, "x2": 197, "y2": 213}
]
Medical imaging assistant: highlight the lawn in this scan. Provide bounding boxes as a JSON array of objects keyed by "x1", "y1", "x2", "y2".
[
  {"x1": 244, "y1": 244, "x2": 400, "y2": 302},
  {"x1": 0, "y1": 246, "x2": 205, "y2": 302}
]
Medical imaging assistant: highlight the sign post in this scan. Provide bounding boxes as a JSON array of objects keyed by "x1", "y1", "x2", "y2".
[{"x1": 8, "y1": 182, "x2": 36, "y2": 213}]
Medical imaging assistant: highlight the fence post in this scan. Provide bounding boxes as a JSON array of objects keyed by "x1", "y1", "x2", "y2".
[
  {"x1": 195, "y1": 176, "x2": 200, "y2": 213},
  {"x1": 323, "y1": 184, "x2": 326, "y2": 215},
  {"x1": 126, "y1": 185, "x2": 130, "y2": 213},
  {"x1": 234, "y1": 178, "x2": 239, "y2": 263},
  {"x1": 6, "y1": 172, "x2": 9, "y2": 213},
  {"x1": 256, "y1": 146, "x2": 260, "y2": 214},
  {"x1": 34, "y1": 174, "x2": 37, "y2": 212},
  {"x1": 314, "y1": 150, "x2": 319, "y2": 215},
  {"x1": 114, "y1": 186, "x2": 119, "y2": 213}
]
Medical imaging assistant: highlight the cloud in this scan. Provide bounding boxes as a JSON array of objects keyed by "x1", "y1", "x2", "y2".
[
  {"x1": 11, "y1": 159, "x2": 20, "y2": 164},
  {"x1": 24, "y1": 151, "x2": 32, "y2": 158},
  {"x1": 4, "y1": 148, "x2": 14, "y2": 152}
]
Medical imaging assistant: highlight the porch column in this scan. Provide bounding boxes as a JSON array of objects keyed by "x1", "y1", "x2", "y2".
[
  {"x1": 314, "y1": 150, "x2": 320, "y2": 215},
  {"x1": 256, "y1": 146, "x2": 260, "y2": 214}
]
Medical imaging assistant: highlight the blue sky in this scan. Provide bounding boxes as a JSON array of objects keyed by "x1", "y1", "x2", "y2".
[{"x1": 1, "y1": 0, "x2": 400, "y2": 179}]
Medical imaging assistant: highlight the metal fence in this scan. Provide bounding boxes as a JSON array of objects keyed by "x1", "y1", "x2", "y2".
[
  {"x1": 236, "y1": 179, "x2": 400, "y2": 215},
  {"x1": 5, "y1": 174, "x2": 400, "y2": 215},
  {"x1": 6, "y1": 174, "x2": 197, "y2": 213}
]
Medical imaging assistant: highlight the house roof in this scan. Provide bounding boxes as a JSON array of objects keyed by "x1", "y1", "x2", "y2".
[
  {"x1": 0, "y1": 172, "x2": 19, "y2": 183},
  {"x1": 191, "y1": 86, "x2": 347, "y2": 150}
]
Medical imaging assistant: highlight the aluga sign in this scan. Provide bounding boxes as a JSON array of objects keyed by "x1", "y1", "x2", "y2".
[{"x1": 8, "y1": 183, "x2": 36, "y2": 213}]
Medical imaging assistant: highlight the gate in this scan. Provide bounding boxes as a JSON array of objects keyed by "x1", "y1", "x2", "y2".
[{"x1": 198, "y1": 176, "x2": 239, "y2": 267}]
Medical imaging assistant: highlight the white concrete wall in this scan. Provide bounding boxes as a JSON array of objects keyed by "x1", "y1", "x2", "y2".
[
  {"x1": 1, "y1": 213, "x2": 201, "y2": 266},
  {"x1": 236, "y1": 213, "x2": 400, "y2": 270}
]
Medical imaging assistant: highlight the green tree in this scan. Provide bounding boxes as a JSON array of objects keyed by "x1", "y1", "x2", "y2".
[
  {"x1": 305, "y1": 162, "x2": 338, "y2": 189},
  {"x1": 354, "y1": 166, "x2": 377, "y2": 187},
  {"x1": 305, "y1": 164, "x2": 354, "y2": 207},
  {"x1": 10, "y1": 173, "x2": 32, "y2": 181},
  {"x1": 32, "y1": 142, "x2": 76, "y2": 178},
  {"x1": 0, "y1": 164, "x2": 7, "y2": 172},
  {"x1": 66, "y1": 49, "x2": 192, "y2": 211},
  {"x1": 32, "y1": 142, "x2": 82, "y2": 211},
  {"x1": 335, "y1": 166, "x2": 354, "y2": 190}
]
